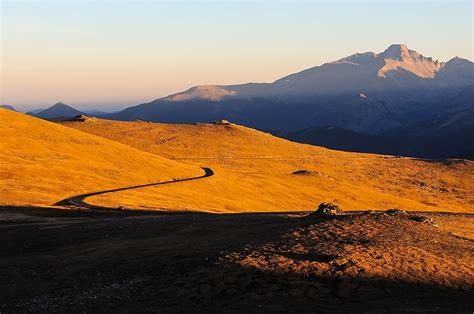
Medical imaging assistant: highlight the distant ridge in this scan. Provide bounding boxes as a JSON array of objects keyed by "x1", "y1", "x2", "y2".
[
  {"x1": 27, "y1": 108, "x2": 45, "y2": 115},
  {"x1": 30, "y1": 102, "x2": 84, "y2": 120},
  {"x1": 83, "y1": 109, "x2": 107, "y2": 116},
  {"x1": 0, "y1": 105, "x2": 16, "y2": 111}
]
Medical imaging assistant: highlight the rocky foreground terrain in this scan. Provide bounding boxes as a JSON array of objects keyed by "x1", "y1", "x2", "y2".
[
  {"x1": 2, "y1": 110, "x2": 473, "y2": 312},
  {"x1": 1, "y1": 205, "x2": 472, "y2": 312}
]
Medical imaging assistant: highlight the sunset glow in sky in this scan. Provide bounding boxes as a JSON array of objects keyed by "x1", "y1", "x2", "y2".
[{"x1": 1, "y1": 1, "x2": 473, "y2": 111}]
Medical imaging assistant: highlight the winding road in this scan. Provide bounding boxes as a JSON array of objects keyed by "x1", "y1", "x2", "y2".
[{"x1": 56, "y1": 167, "x2": 214, "y2": 210}]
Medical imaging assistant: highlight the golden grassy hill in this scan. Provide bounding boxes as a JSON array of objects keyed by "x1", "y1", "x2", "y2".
[
  {"x1": 62, "y1": 119, "x2": 337, "y2": 158},
  {"x1": 0, "y1": 109, "x2": 202, "y2": 207},
  {"x1": 63, "y1": 119, "x2": 474, "y2": 213}
]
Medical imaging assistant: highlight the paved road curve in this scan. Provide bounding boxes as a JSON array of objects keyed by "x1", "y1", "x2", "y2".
[{"x1": 56, "y1": 167, "x2": 214, "y2": 210}]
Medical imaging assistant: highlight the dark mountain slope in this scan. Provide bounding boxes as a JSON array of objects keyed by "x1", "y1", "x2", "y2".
[
  {"x1": 0, "y1": 105, "x2": 16, "y2": 111},
  {"x1": 31, "y1": 102, "x2": 84, "y2": 120},
  {"x1": 106, "y1": 44, "x2": 473, "y2": 133}
]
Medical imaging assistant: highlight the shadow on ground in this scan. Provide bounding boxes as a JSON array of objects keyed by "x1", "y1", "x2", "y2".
[{"x1": 0, "y1": 206, "x2": 472, "y2": 312}]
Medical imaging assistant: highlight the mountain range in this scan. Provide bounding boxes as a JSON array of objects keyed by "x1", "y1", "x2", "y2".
[
  {"x1": 105, "y1": 44, "x2": 473, "y2": 134},
  {"x1": 21, "y1": 44, "x2": 473, "y2": 159},
  {"x1": 100, "y1": 44, "x2": 473, "y2": 159}
]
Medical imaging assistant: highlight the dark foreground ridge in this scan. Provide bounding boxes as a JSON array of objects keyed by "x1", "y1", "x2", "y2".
[
  {"x1": 0, "y1": 206, "x2": 472, "y2": 312},
  {"x1": 55, "y1": 167, "x2": 214, "y2": 210}
]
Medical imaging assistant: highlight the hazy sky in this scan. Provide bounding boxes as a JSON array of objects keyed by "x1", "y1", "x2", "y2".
[{"x1": 1, "y1": 1, "x2": 473, "y2": 111}]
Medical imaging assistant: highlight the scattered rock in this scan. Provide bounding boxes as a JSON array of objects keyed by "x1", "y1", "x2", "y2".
[
  {"x1": 117, "y1": 206, "x2": 126, "y2": 210},
  {"x1": 386, "y1": 209, "x2": 438, "y2": 227},
  {"x1": 432, "y1": 186, "x2": 449, "y2": 193},
  {"x1": 409, "y1": 215, "x2": 438, "y2": 227},
  {"x1": 364, "y1": 209, "x2": 377, "y2": 215},
  {"x1": 330, "y1": 256, "x2": 354, "y2": 270},
  {"x1": 312, "y1": 202, "x2": 345, "y2": 216},
  {"x1": 65, "y1": 115, "x2": 90, "y2": 122},
  {"x1": 385, "y1": 209, "x2": 407, "y2": 216},
  {"x1": 214, "y1": 119, "x2": 231, "y2": 125}
]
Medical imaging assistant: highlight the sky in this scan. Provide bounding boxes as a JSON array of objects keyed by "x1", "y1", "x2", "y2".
[{"x1": 1, "y1": 1, "x2": 473, "y2": 112}]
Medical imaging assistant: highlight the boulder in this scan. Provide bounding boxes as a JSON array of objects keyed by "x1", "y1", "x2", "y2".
[
  {"x1": 364, "y1": 209, "x2": 377, "y2": 215},
  {"x1": 66, "y1": 114, "x2": 89, "y2": 122},
  {"x1": 386, "y1": 208, "x2": 407, "y2": 216},
  {"x1": 313, "y1": 202, "x2": 345, "y2": 216},
  {"x1": 409, "y1": 215, "x2": 438, "y2": 227},
  {"x1": 214, "y1": 119, "x2": 231, "y2": 125}
]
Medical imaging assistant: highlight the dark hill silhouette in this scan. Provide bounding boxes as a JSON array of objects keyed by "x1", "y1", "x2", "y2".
[
  {"x1": 0, "y1": 105, "x2": 16, "y2": 111},
  {"x1": 273, "y1": 122, "x2": 474, "y2": 160},
  {"x1": 30, "y1": 102, "x2": 84, "y2": 120}
]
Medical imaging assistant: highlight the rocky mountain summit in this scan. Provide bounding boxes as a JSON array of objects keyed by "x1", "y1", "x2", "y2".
[{"x1": 107, "y1": 44, "x2": 473, "y2": 134}]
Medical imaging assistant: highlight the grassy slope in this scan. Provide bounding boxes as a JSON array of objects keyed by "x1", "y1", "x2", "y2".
[
  {"x1": 64, "y1": 119, "x2": 474, "y2": 213},
  {"x1": 0, "y1": 109, "x2": 202, "y2": 207}
]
